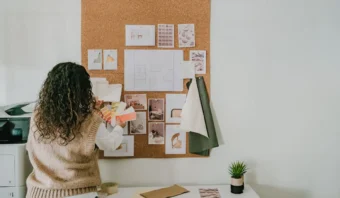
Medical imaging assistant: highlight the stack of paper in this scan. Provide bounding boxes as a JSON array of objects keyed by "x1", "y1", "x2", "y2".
[
  {"x1": 90, "y1": 78, "x2": 122, "y2": 102},
  {"x1": 116, "y1": 107, "x2": 136, "y2": 123},
  {"x1": 100, "y1": 102, "x2": 136, "y2": 124}
]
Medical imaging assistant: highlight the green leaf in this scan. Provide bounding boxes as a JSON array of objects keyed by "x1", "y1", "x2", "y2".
[{"x1": 228, "y1": 161, "x2": 248, "y2": 178}]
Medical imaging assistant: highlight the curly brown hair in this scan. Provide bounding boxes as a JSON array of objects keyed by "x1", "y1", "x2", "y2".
[{"x1": 34, "y1": 62, "x2": 96, "y2": 145}]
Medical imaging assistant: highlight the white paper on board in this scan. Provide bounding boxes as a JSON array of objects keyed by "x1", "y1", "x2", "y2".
[
  {"x1": 90, "y1": 78, "x2": 107, "y2": 97},
  {"x1": 157, "y1": 24, "x2": 174, "y2": 48},
  {"x1": 166, "y1": 94, "x2": 186, "y2": 123},
  {"x1": 103, "y1": 49, "x2": 118, "y2": 70},
  {"x1": 88, "y1": 49, "x2": 102, "y2": 70},
  {"x1": 90, "y1": 78, "x2": 122, "y2": 102},
  {"x1": 180, "y1": 61, "x2": 195, "y2": 79},
  {"x1": 180, "y1": 77, "x2": 208, "y2": 137},
  {"x1": 125, "y1": 25, "x2": 155, "y2": 46},
  {"x1": 190, "y1": 50, "x2": 207, "y2": 74},
  {"x1": 124, "y1": 50, "x2": 184, "y2": 91},
  {"x1": 178, "y1": 24, "x2": 195, "y2": 48},
  {"x1": 104, "y1": 136, "x2": 134, "y2": 157},
  {"x1": 100, "y1": 84, "x2": 122, "y2": 102}
]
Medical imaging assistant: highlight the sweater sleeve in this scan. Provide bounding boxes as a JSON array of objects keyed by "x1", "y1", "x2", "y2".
[
  {"x1": 26, "y1": 112, "x2": 36, "y2": 152},
  {"x1": 95, "y1": 123, "x2": 124, "y2": 152}
]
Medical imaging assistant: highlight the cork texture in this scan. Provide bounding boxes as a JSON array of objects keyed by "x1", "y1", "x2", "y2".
[{"x1": 82, "y1": 0, "x2": 211, "y2": 158}]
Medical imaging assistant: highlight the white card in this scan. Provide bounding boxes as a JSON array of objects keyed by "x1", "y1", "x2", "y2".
[
  {"x1": 90, "y1": 78, "x2": 107, "y2": 96},
  {"x1": 88, "y1": 49, "x2": 102, "y2": 70},
  {"x1": 165, "y1": 125, "x2": 186, "y2": 155},
  {"x1": 178, "y1": 24, "x2": 195, "y2": 48},
  {"x1": 125, "y1": 25, "x2": 155, "y2": 46},
  {"x1": 100, "y1": 84, "x2": 122, "y2": 102},
  {"x1": 157, "y1": 24, "x2": 174, "y2": 48},
  {"x1": 180, "y1": 61, "x2": 195, "y2": 79},
  {"x1": 116, "y1": 102, "x2": 127, "y2": 114},
  {"x1": 190, "y1": 50, "x2": 206, "y2": 74},
  {"x1": 166, "y1": 94, "x2": 187, "y2": 123},
  {"x1": 104, "y1": 136, "x2": 134, "y2": 157},
  {"x1": 103, "y1": 49, "x2": 118, "y2": 70}
]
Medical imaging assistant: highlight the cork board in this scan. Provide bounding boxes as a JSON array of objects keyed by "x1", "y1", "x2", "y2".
[{"x1": 81, "y1": 0, "x2": 211, "y2": 158}]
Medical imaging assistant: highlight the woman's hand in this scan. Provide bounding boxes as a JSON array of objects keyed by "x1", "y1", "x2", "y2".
[
  {"x1": 116, "y1": 118, "x2": 126, "y2": 128},
  {"x1": 95, "y1": 97, "x2": 104, "y2": 109}
]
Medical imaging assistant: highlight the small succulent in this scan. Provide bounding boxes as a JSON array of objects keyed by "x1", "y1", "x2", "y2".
[{"x1": 229, "y1": 161, "x2": 247, "y2": 179}]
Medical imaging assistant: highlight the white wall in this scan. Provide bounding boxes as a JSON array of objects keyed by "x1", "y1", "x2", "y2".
[
  {"x1": 0, "y1": 2, "x2": 7, "y2": 106},
  {"x1": 3, "y1": 0, "x2": 81, "y2": 104},
  {"x1": 211, "y1": 1, "x2": 340, "y2": 198},
  {"x1": 2, "y1": 0, "x2": 340, "y2": 198}
]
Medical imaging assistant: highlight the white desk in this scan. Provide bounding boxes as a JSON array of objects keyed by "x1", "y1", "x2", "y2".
[{"x1": 108, "y1": 185, "x2": 260, "y2": 198}]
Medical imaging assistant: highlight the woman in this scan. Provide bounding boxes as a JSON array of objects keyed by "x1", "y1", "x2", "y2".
[{"x1": 26, "y1": 62, "x2": 124, "y2": 198}]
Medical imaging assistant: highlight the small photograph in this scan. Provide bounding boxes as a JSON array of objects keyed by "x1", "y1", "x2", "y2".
[
  {"x1": 165, "y1": 125, "x2": 186, "y2": 154},
  {"x1": 148, "y1": 122, "x2": 165, "y2": 144},
  {"x1": 129, "y1": 112, "x2": 147, "y2": 134},
  {"x1": 125, "y1": 94, "x2": 147, "y2": 110},
  {"x1": 148, "y1": 98, "x2": 165, "y2": 121},
  {"x1": 199, "y1": 188, "x2": 221, "y2": 198}
]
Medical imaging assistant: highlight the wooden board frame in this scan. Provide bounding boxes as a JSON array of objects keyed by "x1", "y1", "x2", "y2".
[{"x1": 81, "y1": 0, "x2": 211, "y2": 158}]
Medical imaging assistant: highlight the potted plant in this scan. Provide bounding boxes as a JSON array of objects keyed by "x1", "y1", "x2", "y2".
[{"x1": 229, "y1": 161, "x2": 247, "y2": 194}]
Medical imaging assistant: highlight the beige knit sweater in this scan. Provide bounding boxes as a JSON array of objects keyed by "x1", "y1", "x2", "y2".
[{"x1": 26, "y1": 113, "x2": 103, "y2": 198}]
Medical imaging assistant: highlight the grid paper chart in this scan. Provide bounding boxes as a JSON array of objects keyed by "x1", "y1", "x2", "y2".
[{"x1": 158, "y1": 24, "x2": 174, "y2": 48}]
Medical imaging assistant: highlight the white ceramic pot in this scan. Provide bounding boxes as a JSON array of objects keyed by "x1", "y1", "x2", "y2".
[{"x1": 231, "y1": 178, "x2": 243, "y2": 186}]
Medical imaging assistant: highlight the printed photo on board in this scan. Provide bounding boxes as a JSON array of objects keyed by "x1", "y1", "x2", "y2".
[
  {"x1": 103, "y1": 49, "x2": 118, "y2": 70},
  {"x1": 148, "y1": 122, "x2": 165, "y2": 144},
  {"x1": 88, "y1": 49, "x2": 102, "y2": 70},
  {"x1": 124, "y1": 94, "x2": 147, "y2": 110},
  {"x1": 157, "y1": 24, "x2": 175, "y2": 48},
  {"x1": 148, "y1": 98, "x2": 164, "y2": 121},
  {"x1": 166, "y1": 94, "x2": 186, "y2": 123},
  {"x1": 178, "y1": 24, "x2": 195, "y2": 48},
  {"x1": 190, "y1": 50, "x2": 206, "y2": 74},
  {"x1": 104, "y1": 136, "x2": 134, "y2": 157},
  {"x1": 129, "y1": 112, "x2": 147, "y2": 134},
  {"x1": 165, "y1": 125, "x2": 186, "y2": 154}
]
